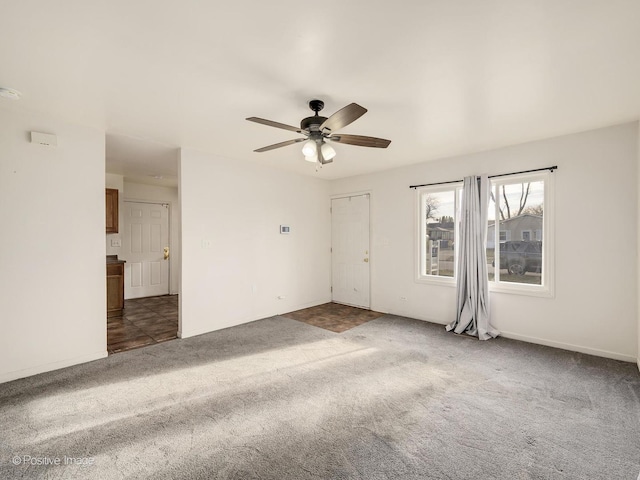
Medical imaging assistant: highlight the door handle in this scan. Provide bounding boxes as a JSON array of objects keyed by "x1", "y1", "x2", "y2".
[
  {"x1": 364, "y1": 258, "x2": 369, "y2": 263},
  {"x1": 164, "y1": 247, "x2": 170, "y2": 260}
]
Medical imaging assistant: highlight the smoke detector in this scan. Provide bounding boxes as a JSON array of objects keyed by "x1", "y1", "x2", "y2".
[{"x1": 0, "y1": 87, "x2": 22, "y2": 100}]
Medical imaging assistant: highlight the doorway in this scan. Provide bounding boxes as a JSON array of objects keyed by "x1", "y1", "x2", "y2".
[
  {"x1": 331, "y1": 194, "x2": 371, "y2": 309},
  {"x1": 105, "y1": 134, "x2": 181, "y2": 354}
]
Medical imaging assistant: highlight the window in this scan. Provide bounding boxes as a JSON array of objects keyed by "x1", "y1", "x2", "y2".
[
  {"x1": 416, "y1": 185, "x2": 461, "y2": 282},
  {"x1": 416, "y1": 171, "x2": 553, "y2": 296},
  {"x1": 487, "y1": 171, "x2": 553, "y2": 296}
]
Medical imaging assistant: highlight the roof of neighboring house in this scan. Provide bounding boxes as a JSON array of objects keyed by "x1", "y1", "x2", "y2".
[
  {"x1": 427, "y1": 222, "x2": 454, "y2": 229},
  {"x1": 488, "y1": 213, "x2": 542, "y2": 227}
]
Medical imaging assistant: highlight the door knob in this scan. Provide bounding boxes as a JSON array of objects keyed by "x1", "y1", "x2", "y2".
[
  {"x1": 364, "y1": 258, "x2": 369, "y2": 263},
  {"x1": 164, "y1": 247, "x2": 170, "y2": 260}
]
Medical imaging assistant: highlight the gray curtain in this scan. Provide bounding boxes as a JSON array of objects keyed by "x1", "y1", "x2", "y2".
[{"x1": 447, "y1": 175, "x2": 499, "y2": 340}]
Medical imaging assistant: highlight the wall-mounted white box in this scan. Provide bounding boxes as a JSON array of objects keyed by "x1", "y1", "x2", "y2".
[{"x1": 30, "y1": 131, "x2": 58, "y2": 147}]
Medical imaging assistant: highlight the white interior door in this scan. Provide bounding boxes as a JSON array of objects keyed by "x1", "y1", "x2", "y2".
[
  {"x1": 331, "y1": 194, "x2": 370, "y2": 308},
  {"x1": 123, "y1": 201, "x2": 170, "y2": 299}
]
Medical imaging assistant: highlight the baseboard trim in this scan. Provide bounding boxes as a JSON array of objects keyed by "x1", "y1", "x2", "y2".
[
  {"x1": 499, "y1": 330, "x2": 637, "y2": 363},
  {"x1": 0, "y1": 351, "x2": 108, "y2": 384}
]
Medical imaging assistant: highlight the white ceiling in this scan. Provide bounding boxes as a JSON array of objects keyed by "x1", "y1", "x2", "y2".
[
  {"x1": 105, "y1": 134, "x2": 179, "y2": 187},
  {"x1": 1, "y1": 0, "x2": 639, "y2": 181}
]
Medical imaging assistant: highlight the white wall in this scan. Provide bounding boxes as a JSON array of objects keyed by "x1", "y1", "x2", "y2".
[
  {"x1": 0, "y1": 107, "x2": 107, "y2": 383},
  {"x1": 122, "y1": 181, "x2": 181, "y2": 295},
  {"x1": 179, "y1": 148, "x2": 331, "y2": 338},
  {"x1": 331, "y1": 122, "x2": 639, "y2": 362},
  {"x1": 105, "y1": 173, "x2": 124, "y2": 257}
]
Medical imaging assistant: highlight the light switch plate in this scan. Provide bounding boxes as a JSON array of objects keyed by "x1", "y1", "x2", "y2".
[{"x1": 110, "y1": 238, "x2": 122, "y2": 247}]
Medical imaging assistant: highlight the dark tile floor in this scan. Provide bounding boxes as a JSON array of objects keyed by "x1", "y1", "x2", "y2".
[
  {"x1": 282, "y1": 302, "x2": 384, "y2": 333},
  {"x1": 107, "y1": 295, "x2": 178, "y2": 354}
]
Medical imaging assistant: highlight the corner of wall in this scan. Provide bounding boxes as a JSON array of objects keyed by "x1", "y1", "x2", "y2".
[{"x1": 637, "y1": 120, "x2": 640, "y2": 371}]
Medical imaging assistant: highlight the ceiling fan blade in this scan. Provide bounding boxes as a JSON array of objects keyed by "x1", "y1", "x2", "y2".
[
  {"x1": 330, "y1": 134, "x2": 391, "y2": 148},
  {"x1": 246, "y1": 117, "x2": 305, "y2": 134},
  {"x1": 319, "y1": 103, "x2": 367, "y2": 133},
  {"x1": 254, "y1": 138, "x2": 305, "y2": 153}
]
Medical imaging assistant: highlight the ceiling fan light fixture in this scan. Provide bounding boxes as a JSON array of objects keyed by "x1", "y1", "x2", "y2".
[
  {"x1": 247, "y1": 100, "x2": 391, "y2": 166},
  {"x1": 321, "y1": 142, "x2": 336, "y2": 160},
  {"x1": 301, "y1": 139, "x2": 317, "y2": 157}
]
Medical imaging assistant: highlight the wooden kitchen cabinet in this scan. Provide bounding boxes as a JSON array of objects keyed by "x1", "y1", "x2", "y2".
[
  {"x1": 107, "y1": 257, "x2": 125, "y2": 317},
  {"x1": 106, "y1": 188, "x2": 119, "y2": 233}
]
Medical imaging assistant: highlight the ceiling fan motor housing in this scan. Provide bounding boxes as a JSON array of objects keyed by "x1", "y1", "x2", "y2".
[{"x1": 300, "y1": 115, "x2": 328, "y2": 132}]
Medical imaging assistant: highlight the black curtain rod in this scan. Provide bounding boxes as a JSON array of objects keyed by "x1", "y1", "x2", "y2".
[{"x1": 409, "y1": 165, "x2": 557, "y2": 189}]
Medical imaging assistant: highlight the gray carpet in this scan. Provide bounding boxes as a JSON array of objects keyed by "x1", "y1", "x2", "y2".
[{"x1": 1, "y1": 315, "x2": 639, "y2": 480}]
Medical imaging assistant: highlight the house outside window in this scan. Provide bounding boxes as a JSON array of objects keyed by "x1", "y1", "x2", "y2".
[
  {"x1": 487, "y1": 171, "x2": 553, "y2": 296},
  {"x1": 416, "y1": 185, "x2": 461, "y2": 282},
  {"x1": 417, "y1": 170, "x2": 554, "y2": 296}
]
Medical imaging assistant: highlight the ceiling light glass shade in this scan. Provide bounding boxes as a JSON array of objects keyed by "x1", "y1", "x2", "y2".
[
  {"x1": 321, "y1": 142, "x2": 336, "y2": 160},
  {"x1": 304, "y1": 154, "x2": 317, "y2": 163},
  {"x1": 301, "y1": 139, "x2": 317, "y2": 157}
]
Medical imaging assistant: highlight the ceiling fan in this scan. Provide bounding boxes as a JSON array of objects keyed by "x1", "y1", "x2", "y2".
[{"x1": 246, "y1": 100, "x2": 391, "y2": 165}]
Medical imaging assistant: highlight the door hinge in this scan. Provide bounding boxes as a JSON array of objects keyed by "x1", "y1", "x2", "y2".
[
  {"x1": 330, "y1": 247, "x2": 332, "y2": 253},
  {"x1": 330, "y1": 286, "x2": 333, "y2": 292}
]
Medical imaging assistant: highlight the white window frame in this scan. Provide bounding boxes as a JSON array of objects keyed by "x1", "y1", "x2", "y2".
[
  {"x1": 521, "y1": 230, "x2": 532, "y2": 241},
  {"x1": 414, "y1": 183, "x2": 462, "y2": 285},
  {"x1": 489, "y1": 171, "x2": 554, "y2": 298}
]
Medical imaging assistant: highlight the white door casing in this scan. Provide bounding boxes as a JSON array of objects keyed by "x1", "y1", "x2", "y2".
[
  {"x1": 123, "y1": 201, "x2": 170, "y2": 299},
  {"x1": 331, "y1": 194, "x2": 370, "y2": 308}
]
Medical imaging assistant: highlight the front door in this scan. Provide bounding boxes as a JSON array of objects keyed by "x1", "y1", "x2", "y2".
[
  {"x1": 123, "y1": 201, "x2": 170, "y2": 299},
  {"x1": 331, "y1": 194, "x2": 370, "y2": 308}
]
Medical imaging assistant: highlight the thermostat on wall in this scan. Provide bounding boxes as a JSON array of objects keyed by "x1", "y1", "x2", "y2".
[{"x1": 280, "y1": 225, "x2": 290, "y2": 234}]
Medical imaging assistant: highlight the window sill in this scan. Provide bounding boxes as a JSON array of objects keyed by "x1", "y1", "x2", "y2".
[
  {"x1": 415, "y1": 275, "x2": 456, "y2": 287},
  {"x1": 414, "y1": 276, "x2": 554, "y2": 298},
  {"x1": 489, "y1": 282, "x2": 554, "y2": 298}
]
